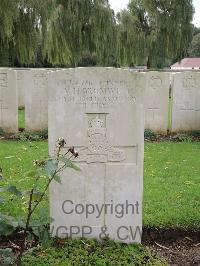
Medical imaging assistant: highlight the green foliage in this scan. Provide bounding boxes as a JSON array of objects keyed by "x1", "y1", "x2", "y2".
[
  {"x1": 0, "y1": 0, "x2": 19, "y2": 43},
  {"x1": 0, "y1": 128, "x2": 5, "y2": 136},
  {"x1": 43, "y1": 0, "x2": 117, "y2": 66},
  {"x1": 58, "y1": 155, "x2": 81, "y2": 171},
  {"x1": 0, "y1": 138, "x2": 80, "y2": 264},
  {"x1": 190, "y1": 130, "x2": 200, "y2": 140},
  {"x1": 13, "y1": 130, "x2": 48, "y2": 141},
  {"x1": 172, "y1": 133, "x2": 193, "y2": 142},
  {"x1": 0, "y1": 0, "x2": 117, "y2": 66},
  {"x1": 117, "y1": 0, "x2": 194, "y2": 68},
  {"x1": 0, "y1": 248, "x2": 15, "y2": 266},
  {"x1": 193, "y1": 26, "x2": 200, "y2": 35},
  {"x1": 0, "y1": 0, "x2": 193, "y2": 67},
  {"x1": 144, "y1": 129, "x2": 157, "y2": 141},
  {"x1": 172, "y1": 131, "x2": 200, "y2": 142},
  {"x1": 78, "y1": 51, "x2": 97, "y2": 67},
  {"x1": 188, "y1": 32, "x2": 200, "y2": 57},
  {"x1": 22, "y1": 239, "x2": 167, "y2": 266}
]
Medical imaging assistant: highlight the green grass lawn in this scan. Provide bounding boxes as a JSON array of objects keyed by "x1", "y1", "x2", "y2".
[
  {"x1": 18, "y1": 108, "x2": 25, "y2": 129},
  {"x1": 0, "y1": 140, "x2": 199, "y2": 228},
  {"x1": 167, "y1": 97, "x2": 172, "y2": 130}
]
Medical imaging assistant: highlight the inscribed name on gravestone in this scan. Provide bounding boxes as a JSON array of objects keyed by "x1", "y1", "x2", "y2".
[
  {"x1": 171, "y1": 72, "x2": 200, "y2": 132},
  {"x1": 25, "y1": 69, "x2": 48, "y2": 131},
  {"x1": 145, "y1": 72, "x2": 170, "y2": 133},
  {"x1": 48, "y1": 68, "x2": 144, "y2": 243},
  {"x1": 0, "y1": 69, "x2": 18, "y2": 133}
]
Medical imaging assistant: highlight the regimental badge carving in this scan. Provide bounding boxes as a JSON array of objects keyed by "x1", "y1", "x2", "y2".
[{"x1": 75, "y1": 116, "x2": 125, "y2": 163}]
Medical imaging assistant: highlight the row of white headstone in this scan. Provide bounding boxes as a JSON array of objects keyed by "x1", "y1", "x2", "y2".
[{"x1": 0, "y1": 68, "x2": 200, "y2": 133}]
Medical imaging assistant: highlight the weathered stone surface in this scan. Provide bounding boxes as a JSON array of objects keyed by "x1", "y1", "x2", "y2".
[
  {"x1": 145, "y1": 72, "x2": 170, "y2": 133},
  {"x1": 48, "y1": 68, "x2": 144, "y2": 243},
  {"x1": 25, "y1": 69, "x2": 48, "y2": 131},
  {"x1": 16, "y1": 69, "x2": 30, "y2": 108},
  {"x1": 0, "y1": 69, "x2": 18, "y2": 133},
  {"x1": 171, "y1": 72, "x2": 200, "y2": 132}
]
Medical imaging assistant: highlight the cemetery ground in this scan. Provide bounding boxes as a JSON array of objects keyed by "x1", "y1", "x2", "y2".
[{"x1": 0, "y1": 136, "x2": 199, "y2": 265}]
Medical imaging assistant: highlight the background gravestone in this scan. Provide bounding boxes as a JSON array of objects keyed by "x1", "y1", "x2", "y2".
[
  {"x1": 25, "y1": 69, "x2": 48, "y2": 131},
  {"x1": 171, "y1": 72, "x2": 200, "y2": 132},
  {"x1": 15, "y1": 69, "x2": 30, "y2": 108},
  {"x1": 145, "y1": 72, "x2": 170, "y2": 133},
  {"x1": 0, "y1": 69, "x2": 18, "y2": 133},
  {"x1": 48, "y1": 68, "x2": 144, "y2": 243}
]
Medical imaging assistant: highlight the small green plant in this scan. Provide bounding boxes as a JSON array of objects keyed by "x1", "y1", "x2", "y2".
[
  {"x1": 12, "y1": 130, "x2": 48, "y2": 141},
  {"x1": 0, "y1": 138, "x2": 80, "y2": 265},
  {"x1": 190, "y1": 130, "x2": 200, "y2": 141},
  {"x1": 172, "y1": 133, "x2": 193, "y2": 142},
  {"x1": 37, "y1": 129, "x2": 48, "y2": 140},
  {"x1": 21, "y1": 239, "x2": 167, "y2": 266},
  {"x1": 144, "y1": 129, "x2": 157, "y2": 141},
  {"x1": 0, "y1": 128, "x2": 5, "y2": 136},
  {"x1": 0, "y1": 248, "x2": 15, "y2": 266}
]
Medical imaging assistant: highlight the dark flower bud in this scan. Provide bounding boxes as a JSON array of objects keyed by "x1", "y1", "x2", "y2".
[
  {"x1": 57, "y1": 137, "x2": 66, "y2": 148},
  {"x1": 68, "y1": 146, "x2": 75, "y2": 154},
  {"x1": 74, "y1": 152, "x2": 79, "y2": 158}
]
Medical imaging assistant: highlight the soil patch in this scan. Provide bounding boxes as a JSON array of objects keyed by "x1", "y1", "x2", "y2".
[{"x1": 143, "y1": 228, "x2": 200, "y2": 265}]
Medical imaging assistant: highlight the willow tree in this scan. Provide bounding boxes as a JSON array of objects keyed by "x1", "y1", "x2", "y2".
[
  {"x1": 0, "y1": 0, "x2": 51, "y2": 66},
  {"x1": 11, "y1": 0, "x2": 52, "y2": 65},
  {"x1": 116, "y1": 10, "x2": 146, "y2": 66},
  {"x1": 43, "y1": 0, "x2": 117, "y2": 66},
  {"x1": 188, "y1": 31, "x2": 200, "y2": 57},
  {"x1": 0, "y1": 0, "x2": 19, "y2": 65},
  {"x1": 117, "y1": 0, "x2": 194, "y2": 68},
  {"x1": 0, "y1": 0, "x2": 117, "y2": 66}
]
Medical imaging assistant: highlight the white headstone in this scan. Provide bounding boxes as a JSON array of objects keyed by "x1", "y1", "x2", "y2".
[
  {"x1": 171, "y1": 72, "x2": 200, "y2": 132},
  {"x1": 0, "y1": 69, "x2": 18, "y2": 133},
  {"x1": 16, "y1": 69, "x2": 30, "y2": 108},
  {"x1": 145, "y1": 72, "x2": 170, "y2": 133},
  {"x1": 25, "y1": 69, "x2": 48, "y2": 131},
  {"x1": 48, "y1": 68, "x2": 144, "y2": 243}
]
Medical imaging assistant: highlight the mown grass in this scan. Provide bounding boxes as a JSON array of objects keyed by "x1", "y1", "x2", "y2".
[
  {"x1": 0, "y1": 140, "x2": 199, "y2": 228},
  {"x1": 0, "y1": 141, "x2": 48, "y2": 218},
  {"x1": 18, "y1": 108, "x2": 25, "y2": 129},
  {"x1": 167, "y1": 97, "x2": 172, "y2": 130},
  {"x1": 144, "y1": 141, "x2": 200, "y2": 228}
]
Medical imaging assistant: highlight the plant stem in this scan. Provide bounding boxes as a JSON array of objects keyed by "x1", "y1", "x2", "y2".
[
  {"x1": 16, "y1": 145, "x2": 75, "y2": 265},
  {"x1": 17, "y1": 188, "x2": 34, "y2": 266},
  {"x1": 30, "y1": 176, "x2": 53, "y2": 215}
]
